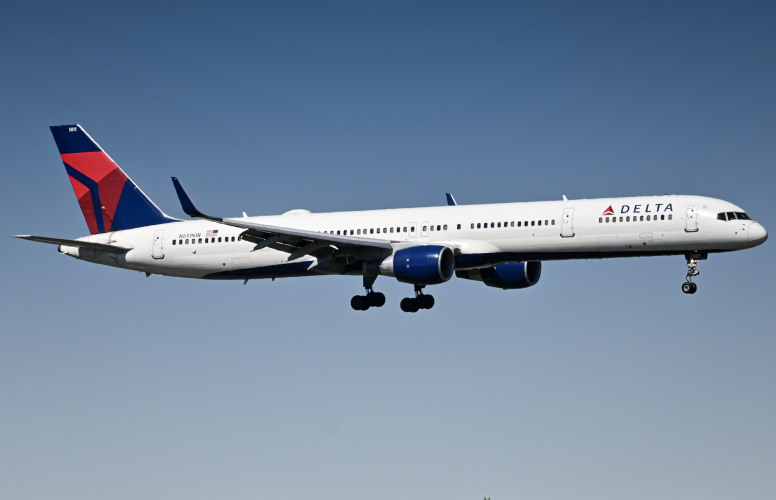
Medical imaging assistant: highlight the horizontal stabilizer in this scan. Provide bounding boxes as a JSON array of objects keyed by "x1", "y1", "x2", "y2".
[{"x1": 12, "y1": 235, "x2": 132, "y2": 253}]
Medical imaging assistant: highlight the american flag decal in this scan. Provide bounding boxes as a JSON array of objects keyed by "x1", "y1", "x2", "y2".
[{"x1": 206, "y1": 229, "x2": 219, "y2": 237}]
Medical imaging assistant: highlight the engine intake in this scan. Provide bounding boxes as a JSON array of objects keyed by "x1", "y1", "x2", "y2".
[
  {"x1": 380, "y1": 245, "x2": 455, "y2": 285},
  {"x1": 456, "y1": 261, "x2": 541, "y2": 289}
]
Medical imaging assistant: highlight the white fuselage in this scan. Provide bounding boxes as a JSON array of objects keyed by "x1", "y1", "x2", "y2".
[{"x1": 59, "y1": 194, "x2": 767, "y2": 280}]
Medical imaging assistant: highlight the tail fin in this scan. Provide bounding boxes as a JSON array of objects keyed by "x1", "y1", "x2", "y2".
[{"x1": 50, "y1": 125, "x2": 177, "y2": 234}]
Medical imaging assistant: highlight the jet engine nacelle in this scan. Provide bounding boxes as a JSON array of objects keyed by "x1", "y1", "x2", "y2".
[
  {"x1": 380, "y1": 245, "x2": 455, "y2": 285},
  {"x1": 456, "y1": 261, "x2": 541, "y2": 289}
]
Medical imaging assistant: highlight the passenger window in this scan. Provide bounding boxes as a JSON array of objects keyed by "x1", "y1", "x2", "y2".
[
  {"x1": 477, "y1": 223, "x2": 481, "y2": 229},
  {"x1": 538, "y1": 220, "x2": 542, "y2": 226},
  {"x1": 605, "y1": 217, "x2": 609, "y2": 223},
  {"x1": 438, "y1": 225, "x2": 442, "y2": 231},
  {"x1": 668, "y1": 214, "x2": 672, "y2": 220},
  {"x1": 599, "y1": 218, "x2": 602, "y2": 223},
  {"x1": 511, "y1": 221, "x2": 515, "y2": 227},
  {"x1": 198, "y1": 238, "x2": 202, "y2": 244},
  {"x1": 370, "y1": 229, "x2": 374, "y2": 234},
  {"x1": 531, "y1": 221, "x2": 535, "y2": 226},
  {"x1": 490, "y1": 222, "x2": 495, "y2": 228},
  {"x1": 178, "y1": 240, "x2": 183, "y2": 245},
  {"x1": 519, "y1": 221, "x2": 522, "y2": 227},
  {"x1": 456, "y1": 224, "x2": 460, "y2": 230},
  {"x1": 172, "y1": 240, "x2": 176, "y2": 245},
  {"x1": 404, "y1": 227, "x2": 408, "y2": 232}
]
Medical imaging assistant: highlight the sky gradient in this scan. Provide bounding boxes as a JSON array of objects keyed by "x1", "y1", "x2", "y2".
[{"x1": 2, "y1": 2, "x2": 775, "y2": 499}]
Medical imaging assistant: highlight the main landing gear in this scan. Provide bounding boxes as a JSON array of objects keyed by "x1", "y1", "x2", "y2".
[
  {"x1": 400, "y1": 285, "x2": 435, "y2": 313},
  {"x1": 681, "y1": 252, "x2": 706, "y2": 294},
  {"x1": 351, "y1": 275, "x2": 386, "y2": 311}
]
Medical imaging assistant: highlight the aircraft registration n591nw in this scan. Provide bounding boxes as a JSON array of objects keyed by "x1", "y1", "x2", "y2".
[{"x1": 15, "y1": 125, "x2": 768, "y2": 312}]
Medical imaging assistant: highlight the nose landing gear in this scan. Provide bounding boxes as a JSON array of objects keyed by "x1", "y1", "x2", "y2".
[
  {"x1": 681, "y1": 252, "x2": 706, "y2": 294},
  {"x1": 400, "y1": 285, "x2": 435, "y2": 313}
]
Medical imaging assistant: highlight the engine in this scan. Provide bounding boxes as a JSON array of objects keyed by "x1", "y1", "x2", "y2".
[
  {"x1": 380, "y1": 245, "x2": 455, "y2": 285},
  {"x1": 456, "y1": 261, "x2": 541, "y2": 289}
]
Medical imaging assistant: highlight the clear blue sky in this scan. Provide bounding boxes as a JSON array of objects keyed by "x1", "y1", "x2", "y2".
[{"x1": 2, "y1": 2, "x2": 774, "y2": 499}]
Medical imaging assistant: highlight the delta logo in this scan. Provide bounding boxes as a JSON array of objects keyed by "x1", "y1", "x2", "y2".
[{"x1": 602, "y1": 203, "x2": 674, "y2": 215}]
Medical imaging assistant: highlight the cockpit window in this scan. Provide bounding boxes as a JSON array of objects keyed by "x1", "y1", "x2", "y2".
[{"x1": 719, "y1": 211, "x2": 751, "y2": 221}]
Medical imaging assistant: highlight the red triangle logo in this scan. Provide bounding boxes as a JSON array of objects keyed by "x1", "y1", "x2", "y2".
[{"x1": 603, "y1": 205, "x2": 614, "y2": 216}]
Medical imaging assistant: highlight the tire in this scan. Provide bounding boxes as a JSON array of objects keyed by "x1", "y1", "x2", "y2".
[
  {"x1": 681, "y1": 282, "x2": 692, "y2": 294},
  {"x1": 367, "y1": 292, "x2": 386, "y2": 308},
  {"x1": 351, "y1": 295, "x2": 368, "y2": 310},
  {"x1": 400, "y1": 297, "x2": 419, "y2": 313},
  {"x1": 418, "y1": 294, "x2": 435, "y2": 309}
]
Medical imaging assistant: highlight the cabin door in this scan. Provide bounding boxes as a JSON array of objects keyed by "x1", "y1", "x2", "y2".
[
  {"x1": 561, "y1": 208, "x2": 575, "y2": 237},
  {"x1": 685, "y1": 205, "x2": 699, "y2": 232},
  {"x1": 152, "y1": 229, "x2": 165, "y2": 259}
]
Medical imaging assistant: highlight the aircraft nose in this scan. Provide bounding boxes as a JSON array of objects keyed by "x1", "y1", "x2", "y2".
[{"x1": 749, "y1": 223, "x2": 768, "y2": 244}]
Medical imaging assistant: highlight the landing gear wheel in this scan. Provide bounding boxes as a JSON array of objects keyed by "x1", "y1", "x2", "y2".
[
  {"x1": 367, "y1": 291, "x2": 386, "y2": 307},
  {"x1": 418, "y1": 294, "x2": 435, "y2": 310},
  {"x1": 351, "y1": 295, "x2": 369, "y2": 311},
  {"x1": 400, "y1": 297, "x2": 420, "y2": 313},
  {"x1": 682, "y1": 252, "x2": 706, "y2": 296}
]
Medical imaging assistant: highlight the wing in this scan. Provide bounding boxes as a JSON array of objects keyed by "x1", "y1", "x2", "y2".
[
  {"x1": 171, "y1": 178, "x2": 394, "y2": 271},
  {"x1": 13, "y1": 235, "x2": 132, "y2": 253}
]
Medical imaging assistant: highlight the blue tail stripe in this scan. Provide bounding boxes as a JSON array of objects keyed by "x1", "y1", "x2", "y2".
[
  {"x1": 64, "y1": 163, "x2": 106, "y2": 233},
  {"x1": 112, "y1": 183, "x2": 177, "y2": 230}
]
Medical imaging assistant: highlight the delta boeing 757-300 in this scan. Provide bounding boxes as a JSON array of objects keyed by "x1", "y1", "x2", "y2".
[{"x1": 14, "y1": 125, "x2": 768, "y2": 312}]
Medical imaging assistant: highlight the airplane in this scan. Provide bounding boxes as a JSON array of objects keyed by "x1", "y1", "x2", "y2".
[{"x1": 14, "y1": 125, "x2": 768, "y2": 312}]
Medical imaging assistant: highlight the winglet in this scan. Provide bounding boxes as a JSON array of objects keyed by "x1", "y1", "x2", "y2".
[
  {"x1": 446, "y1": 193, "x2": 457, "y2": 206},
  {"x1": 171, "y1": 177, "x2": 222, "y2": 222}
]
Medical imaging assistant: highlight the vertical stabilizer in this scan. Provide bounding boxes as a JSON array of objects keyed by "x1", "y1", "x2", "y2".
[{"x1": 50, "y1": 125, "x2": 177, "y2": 234}]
